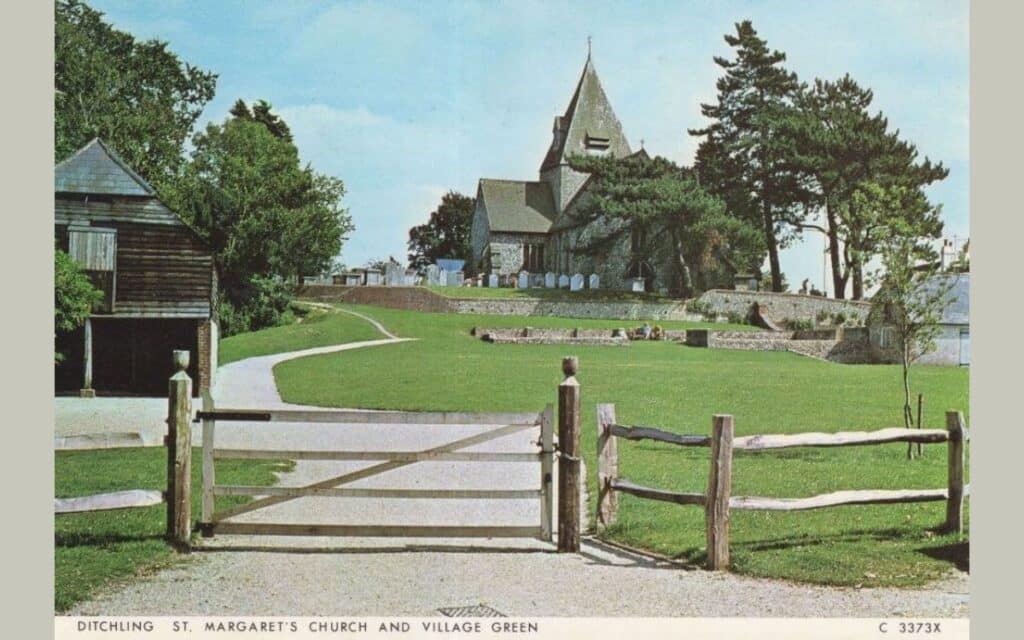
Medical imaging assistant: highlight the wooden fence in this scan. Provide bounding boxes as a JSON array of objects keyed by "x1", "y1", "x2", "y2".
[
  {"x1": 55, "y1": 350, "x2": 194, "y2": 552},
  {"x1": 596, "y1": 404, "x2": 968, "y2": 570}
]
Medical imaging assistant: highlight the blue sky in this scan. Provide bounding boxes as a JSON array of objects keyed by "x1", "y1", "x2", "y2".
[{"x1": 88, "y1": 0, "x2": 968, "y2": 291}]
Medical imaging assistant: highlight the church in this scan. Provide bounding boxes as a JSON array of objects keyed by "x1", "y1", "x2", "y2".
[{"x1": 470, "y1": 53, "x2": 658, "y2": 291}]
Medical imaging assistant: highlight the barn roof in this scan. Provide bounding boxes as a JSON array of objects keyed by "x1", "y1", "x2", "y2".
[
  {"x1": 477, "y1": 179, "x2": 556, "y2": 234},
  {"x1": 55, "y1": 138, "x2": 156, "y2": 196}
]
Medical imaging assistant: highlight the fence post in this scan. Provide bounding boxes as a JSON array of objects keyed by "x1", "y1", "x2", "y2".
[
  {"x1": 200, "y1": 389, "x2": 215, "y2": 537},
  {"x1": 166, "y1": 350, "x2": 193, "y2": 551},
  {"x1": 558, "y1": 356, "x2": 581, "y2": 553},
  {"x1": 944, "y1": 411, "x2": 965, "y2": 534},
  {"x1": 705, "y1": 414, "x2": 734, "y2": 570},
  {"x1": 539, "y1": 403, "x2": 555, "y2": 541},
  {"x1": 596, "y1": 403, "x2": 619, "y2": 533}
]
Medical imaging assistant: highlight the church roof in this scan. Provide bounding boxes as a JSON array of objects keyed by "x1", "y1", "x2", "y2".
[
  {"x1": 539, "y1": 55, "x2": 632, "y2": 172},
  {"x1": 55, "y1": 138, "x2": 156, "y2": 197},
  {"x1": 478, "y1": 179, "x2": 556, "y2": 234}
]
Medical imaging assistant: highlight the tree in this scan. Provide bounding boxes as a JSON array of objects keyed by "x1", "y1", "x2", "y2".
[
  {"x1": 54, "y1": 248, "x2": 102, "y2": 364},
  {"x1": 864, "y1": 183, "x2": 952, "y2": 434},
  {"x1": 788, "y1": 75, "x2": 948, "y2": 299},
  {"x1": 165, "y1": 103, "x2": 353, "y2": 334},
  {"x1": 567, "y1": 153, "x2": 761, "y2": 297},
  {"x1": 407, "y1": 191, "x2": 476, "y2": 271},
  {"x1": 55, "y1": 0, "x2": 217, "y2": 192},
  {"x1": 690, "y1": 21, "x2": 808, "y2": 292}
]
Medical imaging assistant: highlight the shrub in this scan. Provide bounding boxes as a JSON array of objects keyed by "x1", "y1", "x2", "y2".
[
  {"x1": 54, "y1": 249, "x2": 102, "y2": 363},
  {"x1": 786, "y1": 318, "x2": 814, "y2": 331},
  {"x1": 218, "y1": 275, "x2": 295, "y2": 337}
]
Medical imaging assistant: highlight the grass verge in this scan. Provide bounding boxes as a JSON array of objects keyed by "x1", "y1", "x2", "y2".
[
  {"x1": 428, "y1": 284, "x2": 677, "y2": 303},
  {"x1": 55, "y1": 447, "x2": 292, "y2": 612},
  {"x1": 219, "y1": 304, "x2": 382, "y2": 364},
  {"x1": 274, "y1": 304, "x2": 969, "y2": 587}
]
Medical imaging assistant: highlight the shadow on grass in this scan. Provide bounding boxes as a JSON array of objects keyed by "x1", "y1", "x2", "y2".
[
  {"x1": 56, "y1": 532, "x2": 167, "y2": 548},
  {"x1": 917, "y1": 541, "x2": 969, "y2": 572}
]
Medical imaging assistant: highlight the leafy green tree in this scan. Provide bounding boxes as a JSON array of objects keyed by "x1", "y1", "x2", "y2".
[
  {"x1": 54, "y1": 248, "x2": 102, "y2": 364},
  {"x1": 407, "y1": 191, "x2": 476, "y2": 271},
  {"x1": 166, "y1": 104, "x2": 353, "y2": 334},
  {"x1": 864, "y1": 183, "x2": 951, "y2": 432},
  {"x1": 690, "y1": 20, "x2": 808, "y2": 292},
  {"x1": 55, "y1": 0, "x2": 216, "y2": 191},
  {"x1": 568, "y1": 153, "x2": 761, "y2": 297}
]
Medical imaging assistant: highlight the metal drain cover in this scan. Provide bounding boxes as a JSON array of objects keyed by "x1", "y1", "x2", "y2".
[{"x1": 437, "y1": 605, "x2": 506, "y2": 618}]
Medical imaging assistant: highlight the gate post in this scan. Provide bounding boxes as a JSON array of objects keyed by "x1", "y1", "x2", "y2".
[
  {"x1": 539, "y1": 404, "x2": 554, "y2": 541},
  {"x1": 166, "y1": 350, "x2": 193, "y2": 551},
  {"x1": 200, "y1": 390, "x2": 216, "y2": 537},
  {"x1": 557, "y1": 356, "x2": 581, "y2": 552}
]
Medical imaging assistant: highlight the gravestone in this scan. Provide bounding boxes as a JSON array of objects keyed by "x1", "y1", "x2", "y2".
[
  {"x1": 545, "y1": 272, "x2": 556, "y2": 288},
  {"x1": 385, "y1": 263, "x2": 403, "y2": 286},
  {"x1": 438, "y1": 269, "x2": 448, "y2": 286},
  {"x1": 518, "y1": 271, "x2": 530, "y2": 289},
  {"x1": 629, "y1": 277, "x2": 645, "y2": 292},
  {"x1": 589, "y1": 274, "x2": 600, "y2": 290},
  {"x1": 426, "y1": 264, "x2": 440, "y2": 286},
  {"x1": 447, "y1": 270, "x2": 464, "y2": 287},
  {"x1": 558, "y1": 274, "x2": 570, "y2": 289},
  {"x1": 488, "y1": 273, "x2": 499, "y2": 288},
  {"x1": 570, "y1": 273, "x2": 584, "y2": 291}
]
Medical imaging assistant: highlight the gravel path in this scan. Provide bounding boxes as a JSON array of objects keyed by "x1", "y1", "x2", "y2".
[{"x1": 65, "y1": 307, "x2": 969, "y2": 617}]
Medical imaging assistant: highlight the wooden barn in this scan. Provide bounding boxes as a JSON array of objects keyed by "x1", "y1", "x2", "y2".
[{"x1": 55, "y1": 139, "x2": 217, "y2": 396}]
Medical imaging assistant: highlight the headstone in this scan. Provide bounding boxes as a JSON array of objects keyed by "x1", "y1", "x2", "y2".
[
  {"x1": 558, "y1": 274, "x2": 570, "y2": 289},
  {"x1": 588, "y1": 274, "x2": 600, "y2": 290},
  {"x1": 630, "y1": 277, "x2": 645, "y2": 293},
  {"x1": 570, "y1": 273, "x2": 584, "y2": 291},
  {"x1": 518, "y1": 271, "x2": 530, "y2": 289},
  {"x1": 488, "y1": 273, "x2": 499, "y2": 288},
  {"x1": 446, "y1": 270, "x2": 464, "y2": 287},
  {"x1": 545, "y1": 272, "x2": 556, "y2": 288},
  {"x1": 426, "y1": 265, "x2": 440, "y2": 286},
  {"x1": 385, "y1": 263, "x2": 403, "y2": 286}
]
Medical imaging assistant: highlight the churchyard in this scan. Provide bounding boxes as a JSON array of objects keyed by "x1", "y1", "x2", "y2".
[{"x1": 269, "y1": 303, "x2": 969, "y2": 587}]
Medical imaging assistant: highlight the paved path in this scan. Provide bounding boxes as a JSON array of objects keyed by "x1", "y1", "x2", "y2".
[{"x1": 66, "y1": 306, "x2": 969, "y2": 617}]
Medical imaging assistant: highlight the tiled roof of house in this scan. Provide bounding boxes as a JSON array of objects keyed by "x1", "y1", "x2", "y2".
[
  {"x1": 918, "y1": 273, "x2": 969, "y2": 325},
  {"x1": 55, "y1": 138, "x2": 156, "y2": 196},
  {"x1": 478, "y1": 179, "x2": 556, "y2": 234},
  {"x1": 539, "y1": 55, "x2": 632, "y2": 172}
]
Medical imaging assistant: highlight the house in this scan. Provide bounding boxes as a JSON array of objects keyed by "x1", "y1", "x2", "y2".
[
  {"x1": 870, "y1": 273, "x2": 969, "y2": 366},
  {"x1": 55, "y1": 139, "x2": 218, "y2": 396},
  {"x1": 471, "y1": 52, "x2": 666, "y2": 291}
]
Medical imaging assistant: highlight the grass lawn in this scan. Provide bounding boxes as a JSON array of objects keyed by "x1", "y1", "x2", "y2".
[
  {"x1": 219, "y1": 304, "x2": 382, "y2": 364},
  {"x1": 55, "y1": 448, "x2": 292, "y2": 612},
  {"x1": 427, "y1": 284, "x2": 677, "y2": 303},
  {"x1": 275, "y1": 303, "x2": 969, "y2": 587}
]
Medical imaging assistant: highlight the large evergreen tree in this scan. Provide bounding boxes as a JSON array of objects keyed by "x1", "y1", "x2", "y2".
[
  {"x1": 789, "y1": 75, "x2": 948, "y2": 298},
  {"x1": 568, "y1": 153, "x2": 761, "y2": 297},
  {"x1": 407, "y1": 191, "x2": 476, "y2": 271},
  {"x1": 55, "y1": 0, "x2": 217, "y2": 192},
  {"x1": 690, "y1": 21, "x2": 807, "y2": 292}
]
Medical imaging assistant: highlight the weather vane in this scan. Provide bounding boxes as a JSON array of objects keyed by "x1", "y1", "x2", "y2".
[{"x1": 587, "y1": 35, "x2": 592, "y2": 57}]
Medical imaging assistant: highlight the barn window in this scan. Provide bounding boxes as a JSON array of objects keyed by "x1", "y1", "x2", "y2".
[{"x1": 68, "y1": 227, "x2": 116, "y2": 312}]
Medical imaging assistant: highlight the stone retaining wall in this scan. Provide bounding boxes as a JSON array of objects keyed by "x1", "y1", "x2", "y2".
[
  {"x1": 296, "y1": 284, "x2": 455, "y2": 313},
  {"x1": 694, "y1": 289, "x2": 871, "y2": 325}
]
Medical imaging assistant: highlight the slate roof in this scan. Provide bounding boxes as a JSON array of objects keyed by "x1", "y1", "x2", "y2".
[
  {"x1": 478, "y1": 179, "x2": 556, "y2": 234},
  {"x1": 917, "y1": 273, "x2": 969, "y2": 325},
  {"x1": 55, "y1": 138, "x2": 156, "y2": 196},
  {"x1": 539, "y1": 55, "x2": 632, "y2": 172}
]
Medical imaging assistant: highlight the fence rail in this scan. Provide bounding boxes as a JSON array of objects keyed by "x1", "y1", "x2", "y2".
[
  {"x1": 597, "y1": 404, "x2": 969, "y2": 571},
  {"x1": 194, "y1": 408, "x2": 541, "y2": 426}
]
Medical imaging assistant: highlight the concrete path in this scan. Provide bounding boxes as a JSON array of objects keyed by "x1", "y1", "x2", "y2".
[{"x1": 64, "y1": 307, "x2": 969, "y2": 617}]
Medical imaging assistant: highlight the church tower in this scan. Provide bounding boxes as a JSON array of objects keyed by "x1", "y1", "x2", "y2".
[{"x1": 539, "y1": 52, "x2": 632, "y2": 217}]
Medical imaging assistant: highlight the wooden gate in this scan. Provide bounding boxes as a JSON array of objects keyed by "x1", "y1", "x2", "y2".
[{"x1": 196, "y1": 398, "x2": 555, "y2": 541}]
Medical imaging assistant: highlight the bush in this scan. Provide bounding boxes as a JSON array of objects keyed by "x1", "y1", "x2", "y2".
[
  {"x1": 54, "y1": 249, "x2": 102, "y2": 363},
  {"x1": 786, "y1": 318, "x2": 814, "y2": 331},
  {"x1": 218, "y1": 276, "x2": 295, "y2": 337}
]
